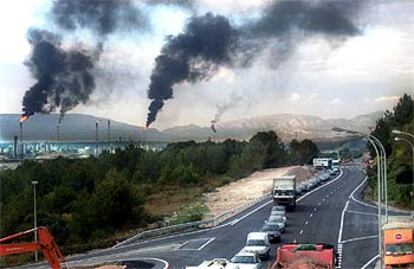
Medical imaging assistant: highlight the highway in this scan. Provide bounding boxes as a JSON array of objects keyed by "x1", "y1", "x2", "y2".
[{"x1": 15, "y1": 166, "x2": 402, "y2": 269}]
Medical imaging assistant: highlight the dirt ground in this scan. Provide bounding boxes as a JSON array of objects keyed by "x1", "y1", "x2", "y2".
[{"x1": 203, "y1": 166, "x2": 315, "y2": 220}]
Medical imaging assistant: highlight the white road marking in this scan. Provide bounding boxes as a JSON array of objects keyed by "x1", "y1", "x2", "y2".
[
  {"x1": 299, "y1": 230, "x2": 303, "y2": 235},
  {"x1": 337, "y1": 200, "x2": 350, "y2": 244},
  {"x1": 197, "y1": 237, "x2": 216, "y2": 250},
  {"x1": 360, "y1": 254, "x2": 380, "y2": 269},
  {"x1": 305, "y1": 221, "x2": 309, "y2": 225},
  {"x1": 341, "y1": 235, "x2": 378, "y2": 244},
  {"x1": 309, "y1": 213, "x2": 313, "y2": 218},
  {"x1": 346, "y1": 210, "x2": 378, "y2": 217},
  {"x1": 314, "y1": 208, "x2": 317, "y2": 212},
  {"x1": 318, "y1": 202, "x2": 321, "y2": 206}
]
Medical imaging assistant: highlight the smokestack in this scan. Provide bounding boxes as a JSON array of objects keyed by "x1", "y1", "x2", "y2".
[
  {"x1": 13, "y1": 136, "x2": 18, "y2": 159},
  {"x1": 107, "y1": 120, "x2": 111, "y2": 153},
  {"x1": 57, "y1": 123, "x2": 61, "y2": 148},
  {"x1": 95, "y1": 121, "x2": 99, "y2": 156},
  {"x1": 19, "y1": 122, "x2": 24, "y2": 160}
]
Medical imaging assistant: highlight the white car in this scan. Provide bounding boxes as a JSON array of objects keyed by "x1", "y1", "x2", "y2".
[
  {"x1": 242, "y1": 232, "x2": 271, "y2": 259},
  {"x1": 269, "y1": 210, "x2": 287, "y2": 222},
  {"x1": 230, "y1": 251, "x2": 263, "y2": 269},
  {"x1": 186, "y1": 258, "x2": 239, "y2": 269}
]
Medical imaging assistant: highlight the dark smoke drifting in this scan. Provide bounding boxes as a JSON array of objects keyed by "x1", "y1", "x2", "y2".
[
  {"x1": 146, "y1": 12, "x2": 239, "y2": 127},
  {"x1": 210, "y1": 95, "x2": 243, "y2": 133},
  {"x1": 22, "y1": 29, "x2": 95, "y2": 121},
  {"x1": 50, "y1": 0, "x2": 147, "y2": 36},
  {"x1": 146, "y1": 0, "x2": 361, "y2": 126}
]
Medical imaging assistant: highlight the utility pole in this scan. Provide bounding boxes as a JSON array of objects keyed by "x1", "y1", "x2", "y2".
[{"x1": 31, "y1": 180, "x2": 38, "y2": 262}]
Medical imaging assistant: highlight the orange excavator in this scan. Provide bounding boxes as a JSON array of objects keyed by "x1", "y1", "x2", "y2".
[{"x1": 0, "y1": 226, "x2": 67, "y2": 269}]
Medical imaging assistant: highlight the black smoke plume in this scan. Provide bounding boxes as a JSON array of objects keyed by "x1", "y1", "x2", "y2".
[
  {"x1": 146, "y1": 0, "x2": 362, "y2": 126},
  {"x1": 146, "y1": 12, "x2": 239, "y2": 127},
  {"x1": 22, "y1": 29, "x2": 95, "y2": 121},
  {"x1": 50, "y1": 0, "x2": 147, "y2": 36}
]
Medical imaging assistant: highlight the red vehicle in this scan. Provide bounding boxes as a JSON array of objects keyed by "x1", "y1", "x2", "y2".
[
  {"x1": 270, "y1": 243, "x2": 337, "y2": 269},
  {"x1": 0, "y1": 226, "x2": 67, "y2": 269}
]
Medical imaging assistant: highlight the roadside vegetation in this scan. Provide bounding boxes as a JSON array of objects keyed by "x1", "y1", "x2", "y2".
[
  {"x1": 368, "y1": 93, "x2": 414, "y2": 209},
  {"x1": 0, "y1": 131, "x2": 318, "y2": 259}
]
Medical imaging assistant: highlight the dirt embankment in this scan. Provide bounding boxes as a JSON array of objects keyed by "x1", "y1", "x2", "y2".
[{"x1": 203, "y1": 166, "x2": 315, "y2": 219}]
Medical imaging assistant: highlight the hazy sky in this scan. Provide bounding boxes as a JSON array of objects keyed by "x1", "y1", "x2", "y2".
[{"x1": 0, "y1": 0, "x2": 413, "y2": 129}]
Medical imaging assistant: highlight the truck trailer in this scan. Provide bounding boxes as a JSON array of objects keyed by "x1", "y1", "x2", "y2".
[{"x1": 270, "y1": 243, "x2": 337, "y2": 269}]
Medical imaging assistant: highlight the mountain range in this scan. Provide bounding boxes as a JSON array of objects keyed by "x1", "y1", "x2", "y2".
[{"x1": 0, "y1": 112, "x2": 383, "y2": 143}]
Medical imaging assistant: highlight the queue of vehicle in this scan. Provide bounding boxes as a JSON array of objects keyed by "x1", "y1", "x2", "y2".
[{"x1": 185, "y1": 163, "x2": 340, "y2": 269}]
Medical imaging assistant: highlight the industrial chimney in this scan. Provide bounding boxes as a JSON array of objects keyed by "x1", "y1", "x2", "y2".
[
  {"x1": 13, "y1": 135, "x2": 18, "y2": 158},
  {"x1": 95, "y1": 121, "x2": 99, "y2": 156}
]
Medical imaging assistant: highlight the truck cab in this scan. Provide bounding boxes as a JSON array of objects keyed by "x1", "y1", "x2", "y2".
[
  {"x1": 382, "y1": 219, "x2": 414, "y2": 269},
  {"x1": 272, "y1": 176, "x2": 297, "y2": 211}
]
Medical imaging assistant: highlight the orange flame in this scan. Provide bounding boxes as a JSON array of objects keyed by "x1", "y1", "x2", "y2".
[{"x1": 19, "y1": 114, "x2": 29, "y2": 123}]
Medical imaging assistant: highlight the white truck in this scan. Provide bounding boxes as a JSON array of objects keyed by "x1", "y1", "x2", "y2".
[
  {"x1": 313, "y1": 158, "x2": 333, "y2": 170},
  {"x1": 272, "y1": 176, "x2": 297, "y2": 211}
]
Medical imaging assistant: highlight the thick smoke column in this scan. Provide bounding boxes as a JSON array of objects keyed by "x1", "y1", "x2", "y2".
[
  {"x1": 22, "y1": 29, "x2": 95, "y2": 119},
  {"x1": 146, "y1": 0, "x2": 361, "y2": 126},
  {"x1": 146, "y1": 13, "x2": 239, "y2": 127},
  {"x1": 51, "y1": 0, "x2": 146, "y2": 36}
]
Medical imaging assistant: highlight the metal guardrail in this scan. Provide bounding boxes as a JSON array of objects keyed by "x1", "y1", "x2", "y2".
[{"x1": 113, "y1": 193, "x2": 271, "y2": 248}]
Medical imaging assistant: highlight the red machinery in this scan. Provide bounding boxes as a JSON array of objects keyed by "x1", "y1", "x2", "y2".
[
  {"x1": 271, "y1": 243, "x2": 337, "y2": 269},
  {"x1": 0, "y1": 226, "x2": 67, "y2": 269}
]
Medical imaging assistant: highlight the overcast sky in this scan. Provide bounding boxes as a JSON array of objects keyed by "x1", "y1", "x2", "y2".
[{"x1": 0, "y1": 0, "x2": 413, "y2": 129}]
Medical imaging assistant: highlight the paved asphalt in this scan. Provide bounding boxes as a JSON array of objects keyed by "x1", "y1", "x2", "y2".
[{"x1": 14, "y1": 166, "x2": 405, "y2": 269}]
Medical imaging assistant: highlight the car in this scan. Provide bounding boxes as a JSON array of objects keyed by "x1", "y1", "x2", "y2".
[
  {"x1": 329, "y1": 169, "x2": 336, "y2": 176},
  {"x1": 261, "y1": 222, "x2": 282, "y2": 243},
  {"x1": 307, "y1": 179, "x2": 318, "y2": 188},
  {"x1": 185, "y1": 258, "x2": 239, "y2": 269},
  {"x1": 271, "y1": 205, "x2": 286, "y2": 213},
  {"x1": 243, "y1": 232, "x2": 271, "y2": 260},
  {"x1": 269, "y1": 210, "x2": 287, "y2": 222},
  {"x1": 230, "y1": 251, "x2": 264, "y2": 269},
  {"x1": 266, "y1": 215, "x2": 286, "y2": 232},
  {"x1": 295, "y1": 184, "x2": 305, "y2": 195},
  {"x1": 302, "y1": 182, "x2": 312, "y2": 192},
  {"x1": 333, "y1": 167, "x2": 340, "y2": 173}
]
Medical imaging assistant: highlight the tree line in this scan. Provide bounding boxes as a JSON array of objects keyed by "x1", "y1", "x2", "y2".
[
  {"x1": 0, "y1": 131, "x2": 318, "y2": 255},
  {"x1": 368, "y1": 93, "x2": 413, "y2": 209}
]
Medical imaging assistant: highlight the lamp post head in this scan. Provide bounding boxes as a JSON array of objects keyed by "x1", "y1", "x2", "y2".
[
  {"x1": 392, "y1": 130, "x2": 402, "y2": 135},
  {"x1": 31, "y1": 181, "x2": 38, "y2": 185}
]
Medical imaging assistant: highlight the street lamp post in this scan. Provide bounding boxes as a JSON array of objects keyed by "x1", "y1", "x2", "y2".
[
  {"x1": 367, "y1": 137, "x2": 383, "y2": 269},
  {"x1": 369, "y1": 135, "x2": 388, "y2": 222},
  {"x1": 31, "y1": 180, "x2": 38, "y2": 262}
]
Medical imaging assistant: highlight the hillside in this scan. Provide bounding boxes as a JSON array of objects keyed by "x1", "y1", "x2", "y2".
[
  {"x1": 0, "y1": 114, "x2": 171, "y2": 142},
  {"x1": 163, "y1": 112, "x2": 383, "y2": 142},
  {"x1": 0, "y1": 112, "x2": 383, "y2": 143}
]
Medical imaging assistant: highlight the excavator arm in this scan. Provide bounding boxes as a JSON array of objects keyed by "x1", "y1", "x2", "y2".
[{"x1": 0, "y1": 226, "x2": 67, "y2": 269}]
